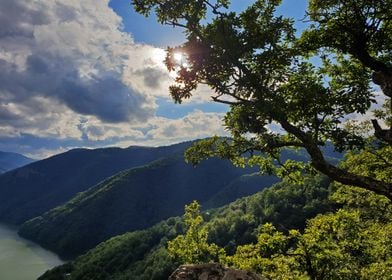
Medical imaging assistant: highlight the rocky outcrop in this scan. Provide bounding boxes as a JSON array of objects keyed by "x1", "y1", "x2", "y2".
[{"x1": 169, "y1": 263, "x2": 264, "y2": 280}]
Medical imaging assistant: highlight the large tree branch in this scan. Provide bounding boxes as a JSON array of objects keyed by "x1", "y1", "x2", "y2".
[
  {"x1": 346, "y1": 32, "x2": 392, "y2": 99},
  {"x1": 371, "y1": 119, "x2": 392, "y2": 145},
  {"x1": 280, "y1": 120, "x2": 392, "y2": 200}
]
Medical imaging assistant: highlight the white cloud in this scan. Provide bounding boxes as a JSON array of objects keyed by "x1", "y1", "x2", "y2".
[
  {"x1": 0, "y1": 0, "x2": 229, "y2": 158},
  {"x1": 0, "y1": 0, "x2": 174, "y2": 127},
  {"x1": 146, "y1": 110, "x2": 227, "y2": 140},
  {"x1": 344, "y1": 90, "x2": 388, "y2": 126}
]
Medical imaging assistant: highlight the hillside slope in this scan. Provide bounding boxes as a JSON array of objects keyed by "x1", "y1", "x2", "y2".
[
  {"x1": 19, "y1": 155, "x2": 270, "y2": 258},
  {"x1": 39, "y1": 176, "x2": 331, "y2": 280},
  {"x1": 0, "y1": 142, "x2": 193, "y2": 225}
]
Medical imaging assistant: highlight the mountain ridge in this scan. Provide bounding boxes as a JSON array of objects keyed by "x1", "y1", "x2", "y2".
[
  {"x1": 0, "y1": 151, "x2": 35, "y2": 174},
  {"x1": 0, "y1": 141, "x2": 194, "y2": 225},
  {"x1": 38, "y1": 176, "x2": 331, "y2": 280},
  {"x1": 19, "y1": 154, "x2": 273, "y2": 258}
]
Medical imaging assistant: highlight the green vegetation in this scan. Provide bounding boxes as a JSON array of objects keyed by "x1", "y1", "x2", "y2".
[
  {"x1": 226, "y1": 203, "x2": 392, "y2": 280},
  {"x1": 8, "y1": 1, "x2": 392, "y2": 279},
  {"x1": 132, "y1": 0, "x2": 392, "y2": 198},
  {"x1": 19, "y1": 155, "x2": 273, "y2": 258},
  {"x1": 0, "y1": 142, "x2": 195, "y2": 225},
  {"x1": 39, "y1": 218, "x2": 183, "y2": 280},
  {"x1": 39, "y1": 175, "x2": 331, "y2": 279},
  {"x1": 175, "y1": 187, "x2": 392, "y2": 280},
  {"x1": 164, "y1": 147, "x2": 392, "y2": 279},
  {"x1": 167, "y1": 201, "x2": 224, "y2": 264},
  {"x1": 39, "y1": 144, "x2": 390, "y2": 279}
]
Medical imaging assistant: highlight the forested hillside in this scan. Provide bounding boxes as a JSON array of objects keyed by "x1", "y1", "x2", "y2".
[
  {"x1": 17, "y1": 142, "x2": 340, "y2": 258},
  {"x1": 38, "y1": 176, "x2": 331, "y2": 279},
  {"x1": 19, "y1": 155, "x2": 276, "y2": 258},
  {"x1": 0, "y1": 142, "x2": 194, "y2": 224}
]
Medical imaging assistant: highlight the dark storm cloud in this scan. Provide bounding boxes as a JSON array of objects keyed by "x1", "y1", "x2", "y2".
[{"x1": 0, "y1": 54, "x2": 150, "y2": 123}]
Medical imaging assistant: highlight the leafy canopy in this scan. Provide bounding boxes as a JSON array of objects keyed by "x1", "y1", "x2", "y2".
[
  {"x1": 171, "y1": 188, "x2": 392, "y2": 279},
  {"x1": 170, "y1": 149, "x2": 392, "y2": 279},
  {"x1": 132, "y1": 0, "x2": 392, "y2": 199},
  {"x1": 167, "y1": 201, "x2": 225, "y2": 264}
]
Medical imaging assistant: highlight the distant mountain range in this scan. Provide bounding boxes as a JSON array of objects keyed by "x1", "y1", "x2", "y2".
[
  {"x1": 0, "y1": 140, "x2": 279, "y2": 258},
  {"x1": 19, "y1": 155, "x2": 277, "y2": 258},
  {"x1": 0, "y1": 151, "x2": 35, "y2": 174},
  {"x1": 0, "y1": 142, "x2": 194, "y2": 225},
  {"x1": 0, "y1": 140, "x2": 342, "y2": 261}
]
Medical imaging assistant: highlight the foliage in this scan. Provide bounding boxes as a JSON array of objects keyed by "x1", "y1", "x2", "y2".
[
  {"x1": 159, "y1": 147, "x2": 392, "y2": 279},
  {"x1": 207, "y1": 175, "x2": 331, "y2": 254},
  {"x1": 39, "y1": 218, "x2": 184, "y2": 280},
  {"x1": 341, "y1": 145, "x2": 392, "y2": 184},
  {"x1": 296, "y1": 208, "x2": 392, "y2": 280},
  {"x1": 168, "y1": 201, "x2": 225, "y2": 263},
  {"x1": 169, "y1": 190, "x2": 392, "y2": 280},
  {"x1": 39, "y1": 176, "x2": 331, "y2": 280},
  {"x1": 225, "y1": 146, "x2": 392, "y2": 279},
  {"x1": 132, "y1": 0, "x2": 392, "y2": 199},
  {"x1": 19, "y1": 152, "x2": 264, "y2": 258},
  {"x1": 227, "y1": 223, "x2": 303, "y2": 280}
]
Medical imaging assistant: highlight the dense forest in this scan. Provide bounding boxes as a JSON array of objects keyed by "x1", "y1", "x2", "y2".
[
  {"x1": 0, "y1": 142, "x2": 195, "y2": 225},
  {"x1": 38, "y1": 175, "x2": 333, "y2": 279},
  {"x1": 39, "y1": 146, "x2": 391, "y2": 279},
  {"x1": 19, "y1": 154, "x2": 276, "y2": 258},
  {"x1": 15, "y1": 142, "x2": 340, "y2": 259}
]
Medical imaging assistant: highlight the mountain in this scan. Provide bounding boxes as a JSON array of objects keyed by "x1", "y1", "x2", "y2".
[
  {"x1": 0, "y1": 151, "x2": 35, "y2": 174},
  {"x1": 19, "y1": 155, "x2": 272, "y2": 258},
  {"x1": 38, "y1": 176, "x2": 332, "y2": 280},
  {"x1": 203, "y1": 173, "x2": 278, "y2": 209},
  {"x1": 0, "y1": 142, "x2": 195, "y2": 225},
  {"x1": 0, "y1": 138, "x2": 342, "y2": 262},
  {"x1": 0, "y1": 139, "x2": 341, "y2": 226}
]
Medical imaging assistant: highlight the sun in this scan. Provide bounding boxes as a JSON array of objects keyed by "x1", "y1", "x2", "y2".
[
  {"x1": 172, "y1": 52, "x2": 189, "y2": 69},
  {"x1": 151, "y1": 48, "x2": 166, "y2": 67},
  {"x1": 173, "y1": 52, "x2": 183, "y2": 62}
]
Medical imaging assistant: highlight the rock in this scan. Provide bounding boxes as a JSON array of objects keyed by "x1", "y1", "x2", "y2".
[{"x1": 169, "y1": 263, "x2": 264, "y2": 280}]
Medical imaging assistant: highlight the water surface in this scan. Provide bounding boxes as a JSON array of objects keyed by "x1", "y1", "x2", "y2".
[{"x1": 0, "y1": 224, "x2": 63, "y2": 280}]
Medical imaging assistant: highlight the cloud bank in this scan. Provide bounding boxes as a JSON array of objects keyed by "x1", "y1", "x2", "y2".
[
  {"x1": 0, "y1": 0, "x2": 227, "y2": 157},
  {"x1": 0, "y1": 0, "x2": 170, "y2": 124}
]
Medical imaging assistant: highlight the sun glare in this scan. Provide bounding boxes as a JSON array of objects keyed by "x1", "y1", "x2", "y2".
[
  {"x1": 173, "y1": 52, "x2": 183, "y2": 62},
  {"x1": 151, "y1": 48, "x2": 166, "y2": 67},
  {"x1": 173, "y1": 52, "x2": 189, "y2": 69}
]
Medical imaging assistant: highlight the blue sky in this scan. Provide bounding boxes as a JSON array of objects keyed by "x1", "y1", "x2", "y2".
[
  {"x1": 0, "y1": 0, "x2": 308, "y2": 158},
  {"x1": 109, "y1": 0, "x2": 308, "y2": 47}
]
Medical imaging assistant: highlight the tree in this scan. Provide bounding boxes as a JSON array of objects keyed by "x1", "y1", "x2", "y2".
[
  {"x1": 167, "y1": 201, "x2": 225, "y2": 264},
  {"x1": 132, "y1": 0, "x2": 392, "y2": 199},
  {"x1": 236, "y1": 207, "x2": 392, "y2": 280}
]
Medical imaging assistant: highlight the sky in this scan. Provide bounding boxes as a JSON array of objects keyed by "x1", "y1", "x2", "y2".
[{"x1": 0, "y1": 0, "x2": 308, "y2": 159}]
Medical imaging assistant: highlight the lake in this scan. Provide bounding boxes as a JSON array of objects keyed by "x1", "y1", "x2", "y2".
[{"x1": 0, "y1": 224, "x2": 63, "y2": 280}]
